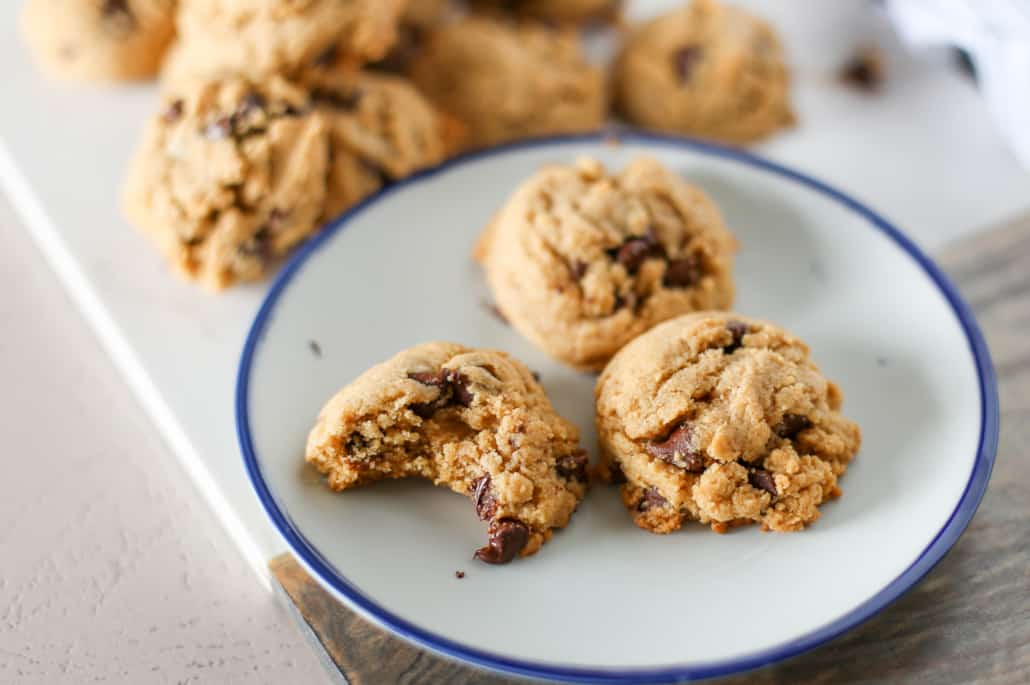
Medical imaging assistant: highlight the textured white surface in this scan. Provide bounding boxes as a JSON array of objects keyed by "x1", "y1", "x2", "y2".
[{"x1": 0, "y1": 197, "x2": 327, "y2": 683}]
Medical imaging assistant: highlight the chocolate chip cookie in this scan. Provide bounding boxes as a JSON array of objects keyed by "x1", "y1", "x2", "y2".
[
  {"x1": 475, "y1": 157, "x2": 737, "y2": 371},
  {"x1": 595, "y1": 312, "x2": 861, "y2": 534},
  {"x1": 306, "y1": 342, "x2": 589, "y2": 564},
  {"x1": 409, "y1": 15, "x2": 605, "y2": 149},
  {"x1": 123, "y1": 72, "x2": 455, "y2": 290},
  {"x1": 163, "y1": 0, "x2": 407, "y2": 83},
  {"x1": 613, "y1": 0, "x2": 794, "y2": 144},
  {"x1": 21, "y1": 0, "x2": 175, "y2": 82}
]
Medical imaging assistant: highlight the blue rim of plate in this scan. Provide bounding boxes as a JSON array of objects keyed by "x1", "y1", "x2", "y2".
[{"x1": 236, "y1": 131, "x2": 999, "y2": 683}]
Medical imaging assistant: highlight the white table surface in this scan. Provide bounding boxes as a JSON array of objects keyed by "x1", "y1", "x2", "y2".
[
  {"x1": 2, "y1": 1, "x2": 1030, "y2": 682},
  {"x1": 0, "y1": 193, "x2": 326, "y2": 682}
]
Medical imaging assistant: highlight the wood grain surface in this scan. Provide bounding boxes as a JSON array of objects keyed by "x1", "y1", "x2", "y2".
[{"x1": 270, "y1": 213, "x2": 1030, "y2": 684}]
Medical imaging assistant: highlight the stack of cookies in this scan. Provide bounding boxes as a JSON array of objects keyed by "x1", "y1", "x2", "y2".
[{"x1": 21, "y1": 0, "x2": 796, "y2": 291}]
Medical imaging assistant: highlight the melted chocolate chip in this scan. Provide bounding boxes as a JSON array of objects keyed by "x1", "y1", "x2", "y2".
[
  {"x1": 637, "y1": 487, "x2": 669, "y2": 512},
  {"x1": 408, "y1": 371, "x2": 447, "y2": 386},
  {"x1": 614, "y1": 237, "x2": 665, "y2": 274},
  {"x1": 646, "y1": 424, "x2": 705, "y2": 472},
  {"x1": 774, "y1": 413, "x2": 812, "y2": 439},
  {"x1": 312, "y1": 88, "x2": 363, "y2": 111},
  {"x1": 474, "y1": 519, "x2": 529, "y2": 564},
  {"x1": 748, "y1": 468, "x2": 777, "y2": 495},
  {"x1": 445, "y1": 370, "x2": 474, "y2": 407},
  {"x1": 471, "y1": 475, "x2": 498, "y2": 521},
  {"x1": 556, "y1": 450, "x2": 589, "y2": 482},
  {"x1": 162, "y1": 100, "x2": 183, "y2": 124},
  {"x1": 571, "y1": 260, "x2": 588, "y2": 280},
  {"x1": 673, "y1": 45, "x2": 703, "y2": 82},
  {"x1": 663, "y1": 255, "x2": 703, "y2": 288},
  {"x1": 724, "y1": 320, "x2": 748, "y2": 354}
]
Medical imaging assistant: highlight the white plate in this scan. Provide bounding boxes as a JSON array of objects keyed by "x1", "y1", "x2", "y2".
[{"x1": 236, "y1": 134, "x2": 997, "y2": 682}]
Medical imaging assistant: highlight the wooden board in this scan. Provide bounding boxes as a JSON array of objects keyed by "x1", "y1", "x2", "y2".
[{"x1": 270, "y1": 212, "x2": 1030, "y2": 684}]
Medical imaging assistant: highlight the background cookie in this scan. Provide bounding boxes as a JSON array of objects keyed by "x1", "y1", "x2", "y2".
[
  {"x1": 476, "y1": 157, "x2": 737, "y2": 371},
  {"x1": 595, "y1": 312, "x2": 861, "y2": 533},
  {"x1": 409, "y1": 15, "x2": 605, "y2": 149},
  {"x1": 306, "y1": 342, "x2": 588, "y2": 563},
  {"x1": 123, "y1": 71, "x2": 457, "y2": 290},
  {"x1": 614, "y1": 0, "x2": 794, "y2": 143},
  {"x1": 473, "y1": 0, "x2": 622, "y2": 24},
  {"x1": 163, "y1": 0, "x2": 407, "y2": 83},
  {"x1": 21, "y1": 0, "x2": 175, "y2": 82}
]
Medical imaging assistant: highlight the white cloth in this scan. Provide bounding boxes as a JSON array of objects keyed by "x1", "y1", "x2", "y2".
[{"x1": 887, "y1": 0, "x2": 1030, "y2": 169}]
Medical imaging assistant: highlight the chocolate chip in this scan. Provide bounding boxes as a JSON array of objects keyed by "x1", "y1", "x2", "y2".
[
  {"x1": 571, "y1": 260, "x2": 588, "y2": 280},
  {"x1": 308, "y1": 340, "x2": 322, "y2": 358},
  {"x1": 474, "y1": 519, "x2": 529, "y2": 564},
  {"x1": 408, "y1": 370, "x2": 446, "y2": 386},
  {"x1": 531, "y1": 370, "x2": 541, "y2": 382},
  {"x1": 673, "y1": 45, "x2": 703, "y2": 82},
  {"x1": 312, "y1": 88, "x2": 363, "y2": 111},
  {"x1": 204, "y1": 116, "x2": 233, "y2": 140},
  {"x1": 774, "y1": 413, "x2": 811, "y2": 439},
  {"x1": 556, "y1": 450, "x2": 589, "y2": 482},
  {"x1": 646, "y1": 424, "x2": 705, "y2": 472},
  {"x1": 607, "y1": 233, "x2": 665, "y2": 274},
  {"x1": 471, "y1": 475, "x2": 497, "y2": 521},
  {"x1": 608, "y1": 461, "x2": 627, "y2": 484},
  {"x1": 840, "y1": 48, "x2": 884, "y2": 92},
  {"x1": 162, "y1": 100, "x2": 183, "y2": 124},
  {"x1": 748, "y1": 468, "x2": 777, "y2": 496},
  {"x1": 236, "y1": 92, "x2": 266, "y2": 120},
  {"x1": 637, "y1": 487, "x2": 668, "y2": 512},
  {"x1": 409, "y1": 402, "x2": 437, "y2": 419},
  {"x1": 444, "y1": 370, "x2": 474, "y2": 407},
  {"x1": 454, "y1": 570, "x2": 465, "y2": 579},
  {"x1": 313, "y1": 42, "x2": 339, "y2": 68},
  {"x1": 724, "y1": 320, "x2": 748, "y2": 354},
  {"x1": 663, "y1": 255, "x2": 703, "y2": 288}
]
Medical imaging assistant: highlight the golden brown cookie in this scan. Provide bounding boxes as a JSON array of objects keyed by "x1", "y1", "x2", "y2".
[
  {"x1": 409, "y1": 15, "x2": 605, "y2": 149},
  {"x1": 306, "y1": 342, "x2": 589, "y2": 564},
  {"x1": 613, "y1": 0, "x2": 794, "y2": 144},
  {"x1": 476, "y1": 157, "x2": 737, "y2": 371},
  {"x1": 595, "y1": 312, "x2": 861, "y2": 534},
  {"x1": 21, "y1": 0, "x2": 175, "y2": 82},
  {"x1": 162, "y1": 0, "x2": 407, "y2": 83},
  {"x1": 123, "y1": 72, "x2": 455, "y2": 290}
]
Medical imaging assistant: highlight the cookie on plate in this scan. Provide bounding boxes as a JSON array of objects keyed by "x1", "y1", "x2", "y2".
[
  {"x1": 163, "y1": 0, "x2": 407, "y2": 83},
  {"x1": 306, "y1": 342, "x2": 589, "y2": 564},
  {"x1": 613, "y1": 0, "x2": 794, "y2": 144},
  {"x1": 475, "y1": 157, "x2": 737, "y2": 371},
  {"x1": 21, "y1": 0, "x2": 175, "y2": 82},
  {"x1": 123, "y1": 72, "x2": 454, "y2": 290},
  {"x1": 595, "y1": 312, "x2": 861, "y2": 534},
  {"x1": 409, "y1": 15, "x2": 605, "y2": 149},
  {"x1": 473, "y1": 0, "x2": 622, "y2": 24}
]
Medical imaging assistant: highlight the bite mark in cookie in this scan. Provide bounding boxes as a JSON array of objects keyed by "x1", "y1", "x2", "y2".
[{"x1": 305, "y1": 342, "x2": 589, "y2": 563}]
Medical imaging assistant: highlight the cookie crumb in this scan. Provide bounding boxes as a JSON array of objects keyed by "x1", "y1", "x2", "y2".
[
  {"x1": 455, "y1": 570, "x2": 465, "y2": 579},
  {"x1": 840, "y1": 48, "x2": 884, "y2": 92},
  {"x1": 308, "y1": 340, "x2": 322, "y2": 358}
]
